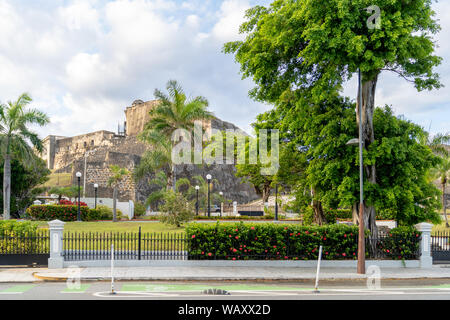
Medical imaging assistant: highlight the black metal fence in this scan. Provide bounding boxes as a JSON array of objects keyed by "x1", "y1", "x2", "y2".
[
  {"x1": 431, "y1": 231, "x2": 450, "y2": 263},
  {"x1": 63, "y1": 229, "x2": 188, "y2": 261},
  {"x1": 0, "y1": 230, "x2": 50, "y2": 265},
  {"x1": 365, "y1": 233, "x2": 421, "y2": 260},
  {"x1": 61, "y1": 229, "x2": 421, "y2": 261}
]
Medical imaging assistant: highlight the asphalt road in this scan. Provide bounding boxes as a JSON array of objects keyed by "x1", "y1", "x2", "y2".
[{"x1": 1, "y1": 280, "x2": 450, "y2": 300}]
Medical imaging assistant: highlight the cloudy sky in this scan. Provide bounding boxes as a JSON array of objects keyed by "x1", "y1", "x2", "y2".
[{"x1": 0, "y1": 0, "x2": 449, "y2": 139}]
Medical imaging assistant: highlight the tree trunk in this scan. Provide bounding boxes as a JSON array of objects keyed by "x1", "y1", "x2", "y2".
[
  {"x1": 113, "y1": 187, "x2": 117, "y2": 222},
  {"x1": 311, "y1": 188, "x2": 327, "y2": 225},
  {"x1": 166, "y1": 168, "x2": 173, "y2": 191},
  {"x1": 312, "y1": 199, "x2": 327, "y2": 225},
  {"x1": 443, "y1": 182, "x2": 449, "y2": 228},
  {"x1": 262, "y1": 183, "x2": 271, "y2": 204},
  {"x1": 3, "y1": 154, "x2": 11, "y2": 220},
  {"x1": 357, "y1": 74, "x2": 379, "y2": 236}
]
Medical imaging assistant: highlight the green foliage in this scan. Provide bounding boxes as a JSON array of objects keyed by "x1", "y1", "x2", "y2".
[
  {"x1": 95, "y1": 205, "x2": 124, "y2": 221},
  {"x1": 0, "y1": 156, "x2": 50, "y2": 217},
  {"x1": 159, "y1": 190, "x2": 194, "y2": 227},
  {"x1": 25, "y1": 205, "x2": 114, "y2": 222},
  {"x1": 302, "y1": 207, "x2": 353, "y2": 225},
  {"x1": 135, "y1": 80, "x2": 213, "y2": 190},
  {"x1": 0, "y1": 220, "x2": 38, "y2": 234},
  {"x1": 373, "y1": 226, "x2": 422, "y2": 260},
  {"x1": 0, "y1": 221, "x2": 48, "y2": 254},
  {"x1": 224, "y1": 0, "x2": 442, "y2": 104},
  {"x1": 337, "y1": 106, "x2": 441, "y2": 225},
  {"x1": 134, "y1": 201, "x2": 147, "y2": 217},
  {"x1": 186, "y1": 222, "x2": 419, "y2": 260}
]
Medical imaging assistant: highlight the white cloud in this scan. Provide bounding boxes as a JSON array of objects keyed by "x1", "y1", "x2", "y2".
[
  {"x1": 0, "y1": 0, "x2": 448, "y2": 142},
  {"x1": 212, "y1": 0, "x2": 250, "y2": 42}
]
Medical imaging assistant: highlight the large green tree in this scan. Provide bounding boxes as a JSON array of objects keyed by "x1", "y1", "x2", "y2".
[
  {"x1": 136, "y1": 80, "x2": 213, "y2": 190},
  {"x1": 224, "y1": 0, "x2": 442, "y2": 233},
  {"x1": 0, "y1": 156, "x2": 50, "y2": 218},
  {"x1": 264, "y1": 89, "x2": 441, "y2": 227},
  {"x1": 0, "y1": 93, "x2": 49, "y2": 219}
]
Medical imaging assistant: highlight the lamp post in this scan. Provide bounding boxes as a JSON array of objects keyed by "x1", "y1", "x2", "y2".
[
  {"x1": 219, "y1": 191, "x2": 223, "y2": 217},
  {"x1": 206, "y1": 174, "x2": 212, "y2": 218},
  {"x1": 346, "y1": 68, "x2": 365, "y2": 275},
  {"x1": 94, "y1": 184, "x2": 98, "y2": 209},
  {"x1": 195, "y1": 185, "x2": 199, "y2": 216},
  {"x1": 76, "y1": 172, "x2": 82, "y2": 221},
  {"x1": 275, "y1": 184, "x2": 278, "y2": 221}
]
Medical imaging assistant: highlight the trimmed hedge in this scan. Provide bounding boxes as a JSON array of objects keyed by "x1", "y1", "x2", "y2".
[
  {"x1": 25, "y1": 205, "x2": 106, "y2": 222},
  {"x1": 0, "y1": 220, "x2": 38, "y2": 234},
  {"x1": 0, "y1": 220, "x2": 48, "y2": 254},
  {"x1": 185, "y1": 222, "x2": 421, "y2": 261}
]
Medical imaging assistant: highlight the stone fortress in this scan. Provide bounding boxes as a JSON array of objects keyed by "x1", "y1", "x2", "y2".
[{"x1": 41, "y1": 100, "x2": 259, "y2": 204}]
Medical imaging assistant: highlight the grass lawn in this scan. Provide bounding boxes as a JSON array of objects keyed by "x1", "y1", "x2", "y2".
[{"x1": 36, "y1": 221, "x2": 185, "y2": 234}]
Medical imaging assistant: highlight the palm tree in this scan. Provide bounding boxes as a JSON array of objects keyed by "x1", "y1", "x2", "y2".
[
  {"x1": 107, "y1": 165, "x2": 129, "y2": 222},
  {"x1": 431, "y1": 156, "x2": 450, "y2": 227},
  {"x1": 137, "y1": 80, "x2": 213, "y2": 190},
  {"x1": 420, "y1": 131, "x2": 450, "y2": 157},
  {"x1": 0, "y1": 93, "x2": 49, "y2": 220}
]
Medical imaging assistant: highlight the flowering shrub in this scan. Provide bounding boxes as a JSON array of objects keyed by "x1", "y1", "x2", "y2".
[
  {"x1": 58, "y1": 199, "x2": 88, "y2": 206},
  {"x1": 186, "y1": 222, "x2": 421, "y2": 261},
  {"x1": 26, "y1": 205, "x2": 100, "y2": 221}
]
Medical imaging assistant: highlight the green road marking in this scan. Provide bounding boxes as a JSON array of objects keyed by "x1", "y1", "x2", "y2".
[
  {"x1": 120, "y1": 284, "x2": 313, "y2": 292},
  {"x1": 62, "y1": 284, "x2": 91, "y2": 293},
  {"x1": 426, "y1": 284, "x2": 450, "y2": 289},
  {"x1": 1, "y1": 285, "x2": 35, "y2": 293}
]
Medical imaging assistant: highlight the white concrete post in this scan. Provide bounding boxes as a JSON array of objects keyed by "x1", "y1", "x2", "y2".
[
  {"x1": 414, "y1": 222, "x2": 433, "y2": 269},
  {"x1": 48, "y1": 220, "x2": 65, "y2": 269}
]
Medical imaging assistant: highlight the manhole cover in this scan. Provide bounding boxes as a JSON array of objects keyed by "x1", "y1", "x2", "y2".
[{"x1": 202, "y1": 288, "x2": 230, "y2": 295}]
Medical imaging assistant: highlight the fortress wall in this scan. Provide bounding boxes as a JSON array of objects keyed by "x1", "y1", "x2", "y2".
[{"x1": 124, "y1": 100, "x2": 159, "y2": 136}]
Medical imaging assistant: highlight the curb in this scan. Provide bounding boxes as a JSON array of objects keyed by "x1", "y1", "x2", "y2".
[{"x1": 32, "y1": 272, "x2": 68, "y2": 282}]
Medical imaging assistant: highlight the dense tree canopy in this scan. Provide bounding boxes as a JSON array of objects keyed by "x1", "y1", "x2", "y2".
[
  {"x1": 0, "y1": 156, "x2": 50, "y2": 218},
  {"x1": 224, "y1": 0, "x2": 442, "y2": 233}
]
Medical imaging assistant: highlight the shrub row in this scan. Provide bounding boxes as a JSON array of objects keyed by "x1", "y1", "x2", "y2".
[
  {"x1": 26, "y1": 205, "x2": 106, "y2": 222},
  {"x1": 0, "y1": 220, "x2": 38, "y2": 234},
  {"x1": 0, "y1": 221, "x2": 48, "y2": 254},
  {"x1": 185, "y1": 222, "x2": 421, "y2": 261}
]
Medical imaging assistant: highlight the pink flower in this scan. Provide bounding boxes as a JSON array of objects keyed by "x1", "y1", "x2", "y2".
[
  {"x1": 250, "y1": 227, "x2": 255, "y2": 230},
  {"x1": 192, "y1": 235, "x2": 196, "y2": 238},
  {"x1": 342, "y1": 253, "x2": 346, "y2": 257},
  {"x1": 208, "y1": 253, "x2": 212, "y2": 256}
]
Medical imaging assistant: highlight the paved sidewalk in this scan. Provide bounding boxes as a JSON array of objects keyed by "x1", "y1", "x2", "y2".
[{"x1": 1, "y1": 265, "x2": 450, "y2": 282}]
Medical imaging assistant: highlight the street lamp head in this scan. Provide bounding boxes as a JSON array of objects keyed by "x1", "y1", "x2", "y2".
[
  {"x1": 76, "y1": 172, "x2": 82, "y2": 178},
  {"x1": 94, "y1": 184, "x2": 98, "y2": 189},
  {"x1": 206, "y1": 174, "x2": 212, "y2": 181},
  {"x1": 195, "y1": 185, "x2": 200, "y2": 190}
]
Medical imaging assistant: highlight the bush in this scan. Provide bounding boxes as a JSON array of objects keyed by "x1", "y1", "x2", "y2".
[
  {"x1": 0, "y1": 220, "x2": 38, "y2": 234},
  {"x1": 186, "y1": 222, "x2": 420, "y2": 261},
  {"x1": 134, "y1": 201, "x2": 147, "y2": 217},
  {"x1": 0, "y1": 220, "x2": 48, "y2": 254},
  {"x1": 159, "y1": 190, "x2": 194, "y2": 227},
  {"x1": 26, "y1": 205, "x2": 103, "y2": 221},
  {"x1": 95, "y1": 205, "x2": 124, "y2": 220}
]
